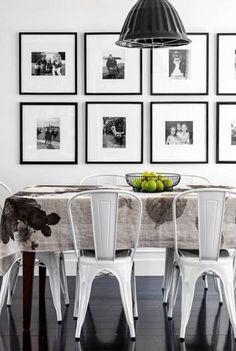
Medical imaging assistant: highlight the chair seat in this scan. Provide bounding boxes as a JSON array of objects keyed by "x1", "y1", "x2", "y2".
[
  {"x1": 179, "y1": 249, "x2": 229, "y2": 258},
  {"x1": 80, "y1": 249, "x2": 131, "y2": 258}
]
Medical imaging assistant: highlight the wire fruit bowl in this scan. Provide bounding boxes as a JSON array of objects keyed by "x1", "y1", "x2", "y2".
[{"x1": 125, "y1": 172, "x2": 181, "y2": 193}]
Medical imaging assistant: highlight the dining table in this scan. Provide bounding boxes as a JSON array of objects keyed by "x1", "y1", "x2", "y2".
[{"x1": 1, "y1": 184, "x2": 236, "y2": 331}]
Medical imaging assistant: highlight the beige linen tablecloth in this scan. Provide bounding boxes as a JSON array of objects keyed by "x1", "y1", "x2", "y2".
[{"x1": 0, "y1": 185, "x2": 236, "y2": 273}]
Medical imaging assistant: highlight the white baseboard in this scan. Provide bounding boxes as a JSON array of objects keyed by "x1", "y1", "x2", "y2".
[{"x1": 19, "y1": 249, "x2": 165, "y2": 276}]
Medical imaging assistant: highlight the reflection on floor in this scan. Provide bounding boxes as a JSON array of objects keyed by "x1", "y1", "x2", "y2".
[{"x1": 0, "y1": 277, "x2": 235, "y2": 351}]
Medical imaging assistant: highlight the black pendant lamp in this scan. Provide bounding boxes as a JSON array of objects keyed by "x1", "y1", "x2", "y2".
[{"x1": 116, "y1": 0, "x2": 191, "y2": 48}]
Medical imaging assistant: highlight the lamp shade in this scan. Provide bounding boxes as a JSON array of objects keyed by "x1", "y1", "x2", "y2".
[{"x1": 116, "y1": 0, "x2": 191, "y2": 48}]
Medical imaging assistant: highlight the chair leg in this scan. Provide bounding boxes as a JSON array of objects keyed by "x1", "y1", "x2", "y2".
[
  {"x1": 117, "y1": 266, "x2": 136, "y2": 341},
  {"x1": 203, "y1": 275, "x2": 208, "y2": 290},
  {"x1": 168, "y1": 265, "x2": 180, "y2": 320},
  {"x1": 162, "y1": 249, "x2": 167, "y2": 291},
  {"x1": 0, "y1": 272, "x2": 11, "y2": 315},
  {"x1": 220, "y1": 270, "x2": 236, "y2": 339},
  {"x1": 7, "y1": 261, "x2": 20, "y2": 306},
  {"x1": 179, "y1": 267, "x2": 198, "y2": 342},
  {"x1": 73, "y1": 262, "x2": 80, "y2": 319},
  {"x1": 131, "y1": 264, "x2": 138, "y2": 319},
  {"x1": 214, "y1": 277, "x2": 223, "y2": 305},
  {"x1": 163, "y1": 249, "x2": 174, "y2": 305},
  {"x1": 75, "y1": 266, "x2": 93, "y2": 341},
  {"x1": 37, "y1": 253, "x2": 62, "y2": 323},
  {"x1": 59, "y1": 253, "x2": 70, "y2": 306}
]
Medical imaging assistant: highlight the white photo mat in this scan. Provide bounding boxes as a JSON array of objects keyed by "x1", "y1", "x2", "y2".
[
  {"x1": 21, "y1": 104, "x2": 77, "y2": 163},
  {"x1": 217, "y1": 34, "x2": 236, "y2": 95},
  {"x1": 86, "y1": 103, "x2": 143, "y2": 163},
  {"x1": 151, "y1": 33, "x2": 208, "y2": 95},
  {"x1": 151, "y1": 103, "x2": 208, "y2": 163},
  {"x1": 20, "y1": 33, "x2": 77, "y2": 94},
  {"x1": 85, "y1": 33, "x2": 142, "y2": 94}
]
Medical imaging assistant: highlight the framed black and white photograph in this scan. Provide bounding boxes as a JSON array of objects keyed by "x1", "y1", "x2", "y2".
[
  {"x1": 217, "y1": 33, "x2": 236, "y2": 95},
  {"x1": 216, "y1": 102, "x2": 236, "y2": 163},
  {"x1": 86, "y1": 102, "x2": 143, "y2": 163},
  {"x1": 151, "y1": 33, "x2": 209, "y2": 95},
  {"x1": 20, "y1": 103, "x2": 78, "y2": 164},
  {"x1": 151, "y1": 102, "x2": 208, "y2": 163},
  {"x1": 84, "y1": 33, "x2": 142, "y2": 95},
  {"x1": 19, "y1": 32, "x2": 77, "y2": 94}
]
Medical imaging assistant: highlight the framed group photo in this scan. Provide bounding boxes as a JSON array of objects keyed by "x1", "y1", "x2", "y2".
[
  {"x1": 84, "y1": 33, "x2": 142, "y2": 95},
  {"x1": 217, "y1": 33, "x2": 236, "y2": 95},
  {"x1": 151, "y1": 102, "x2": 208, "y2": 164},
  {"x1": 216, "y1": 102, "x2": 236, "y2": 163},
  {"x1": 86, "y1": 102, "x2": 143, "y2": 163},
  {"x1": 20, "y1": 103, "x2": 78, "y2": 164},
  {"x1": 19, "y1": 32, "x2": 77, "y2": 94},
  {"x1": 151, "y1": 33, "x2": 209, "y2": 95}
]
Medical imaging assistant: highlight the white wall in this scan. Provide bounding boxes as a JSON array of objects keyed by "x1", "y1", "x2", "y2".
[
  {"x1": 1, "y1": 0, "x2": 236, "y2": 191},
  {"x1": 1, "y1": 0, "x2": 236, "y2": 275}
]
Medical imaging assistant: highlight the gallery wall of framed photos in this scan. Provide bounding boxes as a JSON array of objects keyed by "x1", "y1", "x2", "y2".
[
  {"x1": 4, "y1": 0, "x2": 236, "y2": 190},
  {"x1": 18, "y1": 29, "x2": 236, "y2": 168}
]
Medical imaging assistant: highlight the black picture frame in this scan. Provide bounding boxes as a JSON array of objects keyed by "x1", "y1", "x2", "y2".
[
  {"x1": 216, "y1": 102, "x2": 236, "y2": 163},
  {"x1": 150, "y1": 33, "x2": 209, "y2": 95},
  {"x1": 150, "y1": 101, "x2": 209, "y2": 164},
  {"x1": 84, "y1": 32, "x2": 143, "y2": 95},
  {"x1": 216, "y1": 33, "x2": 236, "y2": 95},
  {"x1": 20, "y1": 102, "x2": 78, "y2": 164},
  {"x1": 19, "y1": 32, "x2": 77, "y2": 95},
  {"x1": 86, "y1": 101, "x2": 143, "y2": 164}
]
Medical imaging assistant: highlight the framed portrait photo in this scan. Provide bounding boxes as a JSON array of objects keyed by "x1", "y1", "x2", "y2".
[
  {"x1": 20, "y1": 103, "x2": 78, "y2": 164},
  {"x1": 151, "y1": 102, "x2": 208, "y2": 164},
  {"x1": 216, "y1": 102, "x2": 236, "y2": 163},
  {"x1": 217, "y1": 33, "x2": 236, "y2": 95},
  {"x1": 84, "y1": 33, "x2": 142, "y2": 95},
  {"x1": 151, "y1": 33, "x2": 209, "y2": 95},
  {"x1": 19, "y1": 32, "x2": 77, "y2": 94},
  {"x1": 86, "y1": 102, "x2": 143, "y2": 163}
]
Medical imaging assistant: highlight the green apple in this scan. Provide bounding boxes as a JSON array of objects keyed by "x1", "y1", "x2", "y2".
[{"x1": 156, "y1": 180, "x2": 164, "y2": 192}]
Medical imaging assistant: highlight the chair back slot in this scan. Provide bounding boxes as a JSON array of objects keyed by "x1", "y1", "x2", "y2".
[
  {"x1": 91, "y1": 192, "x2": 118, "y2": 260},
  {"x1": 198, "y1": 191, "x2": 225, "y2": 261}
]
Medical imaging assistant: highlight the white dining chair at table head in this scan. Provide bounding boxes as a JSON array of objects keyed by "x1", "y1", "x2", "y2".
[
  {"x1": 168, "y1": 188, "x2": 236, "y2": 342},
  {"x1": 0, "y1": 181, "x2": 69, "y2": 323},
  {"x1": 68, "y1": 189, "x2": 142, "y2": 341},
  {"x1": 79, "y1": 174, "x2": 127, "y2": 187}
]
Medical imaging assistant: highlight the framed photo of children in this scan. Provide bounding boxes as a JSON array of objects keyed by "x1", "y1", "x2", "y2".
[
  {"x1": 20, "y1": 103, "x2": 78, "y2": 164},
  {"x1": 151, "y1": 102, "x2": 208, "y2": 164},
  {"x1": 216, "y1": 102, "x2": 236, "y2": 163},
  {"x1": 84, "y1": 33, "x2": 142, "y2": 95},
  {"x1": 217, "y1": 34, "x2": 236, "y2": 95},
  {"x1": 86, "y1": 102, "x2": 143, "y2": 163},
  {"x1": 19, "y1": 32, "x2": 77, "y2": 94},
  {"x1": 151, "y1": 33, "x2": 209, "y2": 95}
]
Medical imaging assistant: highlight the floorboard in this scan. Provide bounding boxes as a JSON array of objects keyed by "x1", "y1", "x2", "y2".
[{"x1": 0, "y1": 276, "x2": 235, "y2": 351}]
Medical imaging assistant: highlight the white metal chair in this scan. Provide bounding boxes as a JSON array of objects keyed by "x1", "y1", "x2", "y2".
[
  {"x1": 0, "y1": 181, "x2": 69, "y2": 322},
  {"x1": 162, "y1": 175, "x2": 213, "y2": 304},
  {"x1": 80, "y1": 174, "x2": 127, "y2": 187},
  {"x1": 179, "y1": 174, "x2": 212, "y2": 187},
  {"x1": 168, "y1": 188, "x2": 236, "y2": 342},
  {"x1": 68, "y1": 189, "x2": 142, "y2": 341}
]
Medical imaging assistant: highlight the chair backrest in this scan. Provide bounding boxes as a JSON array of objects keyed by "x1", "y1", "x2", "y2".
[
  {"x1": 68, "y1": 190, "x2": 142, "y2": 261},
  {"x1": 172, "y1": 188, "x2": 236, "y2": 261},
  {"x1": 79, "y1": 174, "x2": 127, "y2": 187},
  {"x1": 0, "y1": 181, "x2": 11, "y2": 210},
  {"x1": 179, "y1": 174, "x2": 211, "y2": 187}
]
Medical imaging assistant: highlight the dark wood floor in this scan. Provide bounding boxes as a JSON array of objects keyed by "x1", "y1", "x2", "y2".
[{"x1": 0, "y1": 276, "x2": 235, "y2": 351}]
